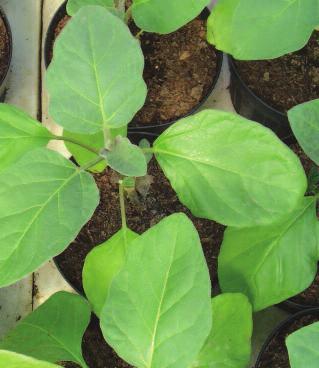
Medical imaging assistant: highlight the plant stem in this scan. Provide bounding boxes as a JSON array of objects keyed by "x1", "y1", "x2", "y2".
[
  {"x1": 54, "y1": 135, "x2": 100, "y2": 155},
  {"x1": 103, "y1": 127, "x2": 112, "y2": 149},
  {"x1": 142, "y1": 147, "x2": 154, "y2": 154},
  {"x1": 79, "y1": 157, "x2": 104, "y2": 171},
  {"x1": 119, "y1": 180, "x2": 127, "y2": 230},
  {"x1": 125, "y1": 5, "x2": 132, "y2": 24},
  {"x1": 117, "y1": 0, "x2": 125, "y2": 12},
  {"x1": 135, "y1": 30, "x2": 144, "y2": 39}
]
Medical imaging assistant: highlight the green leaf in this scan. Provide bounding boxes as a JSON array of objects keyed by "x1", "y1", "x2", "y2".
[
  {"x1": 63, "y1": 126, "x2": 127, "y2": 173},
  {"x1": 67, "y1": 0, "x2": 114, "y2": 15},
  {"x1": 0, "y1": 351, "x2": 60, "y2": 368},
  {"x1": 0, "y1": 103, "x2": 53, "y2": 173},
  {"x1": 288, "y1": 99, "x2": 319, "y2": 165},
  {"x1": 0, "y1": 292, "x2": 90, "y2": 367},
  {"x1": 219, "y1": 197, "x2": 318, "y2": 311},
  {"x1": 105, "y1": 136, "x2": 147, "y2": 177},
  {"x1": 83, "y1": 228, "x2": 138, "y2": 316},
  {"x1": 207, "y1": 0, "x2": 319, "y2": 60},
  {"x1": 101, "y1": 213, "x2": 211, "y2": 368},
  {"x1": 154, "y1": 109, "x2": 307, "y2": 227},
  {"x1": 286, "y1": 322, "x2": 319, "y2": 368},
  {"x1": 0, "y1": 148, "x2": 99, "y2": 287},
  {"x1": 193, "y1": 293, "x2": 252, "y2": 368},
  {"x1": 132, "y1": 0, "x2": 210, "y2": 34},
  {"x1": 47, "y1": 6, "x2": 146, "y2": 134}
]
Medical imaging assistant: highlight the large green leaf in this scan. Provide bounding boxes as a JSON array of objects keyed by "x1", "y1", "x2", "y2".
[
  {"x1": 83, "y1": 228, "x2": 138, "y2": 316},
  {"x1": 132, "y1": 0, "x2": 209, "y2": 34},
  {"x1": 63, "y1": 126, "x2": 126, "y2": 173},
  {"x1": 154, "y1": 110, "x2": 307, "y2": 227},
  {"x1": 105, "y1": 136, "x2": 147, "y2": 177},
  {"x1": 286, "y1": 322, "x2": 319, "y2": 368},
  {"x1": 0, "y1": 351, "x2": 59, "y2": 368},
  {"x1": 0, "y1": 292, "x2": 90, "y2": 367},
  {"x1": 288, "y1": 99, "x2": 319, "y2": 165},
  {"x1": 67, "y1": 0, "x2": 114, "y2": 16},
  {"x1": 47, "y1": 6, "x2": 146, "y2": 134},
  {"x1": 101, "y1": 213, "x2": 211, "y2": 368},
  {"x1": 219, "y1": 197, "x2": 318, "y2": 311},
  {"x1": 193, "y1": 293, "x2": 252, "y2": 368},
  {"x1": 207, "y1": 0, "x2": 319, "y2": 60},
  {"x1": 0, "y1": 148, "x2": 99, "y2": 287},
  {"x1": 0, "y1": 104, "x2": 53, "y2": 173}
]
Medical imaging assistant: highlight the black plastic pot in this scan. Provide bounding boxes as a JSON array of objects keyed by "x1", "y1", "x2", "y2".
[
  {"x1": 53, "y1": 131, "x2": 159, "y2": 295},
  {"x1": 228, "y1": 56, "x2": 295, "y2": 144},
  {"x1": 255, "y1": 308, "x2": 319, "y2": 368},
  {"x1": 44, "y1": 2, "x2": 224, "y2": 136},
  {"x1": 278, "y1": 296, "x2": 319, "y2": 314},
  {"x1": 0, "y1": 6, "x2": 12, "y2": 101}
]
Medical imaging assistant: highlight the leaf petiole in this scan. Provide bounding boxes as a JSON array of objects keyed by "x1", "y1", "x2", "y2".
[
  {"x1": 53, "y1": 135, "x2": 100, "y2": 155},
  {"x1": 79, "y1": 157, "x2": 105, "y2": 171},
  {"x1": 118, "y1": 179, "x2": 127, "y2": 230}
]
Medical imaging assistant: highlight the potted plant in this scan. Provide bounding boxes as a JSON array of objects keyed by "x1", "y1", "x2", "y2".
[
  {"x1": 0, "y1": 215, "x2": 253, "y2": 367},
  {"x1": 255, "y1": 308, "x2": 319, "y2": 367},
  {"x1": 218, "y1": 98, "x2": 319, "y2": 313},
  {"x1": 206, "y1": 0, "x2": 319, "y2": 142},
  {"x1": 0, "y1": 6, "x2": 12, "y2": 101},
  {"x1": 44, "y1": 0, "x2": 223, "y2": 138}
]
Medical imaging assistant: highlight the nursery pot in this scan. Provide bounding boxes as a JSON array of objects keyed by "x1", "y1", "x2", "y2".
[
  {"x1": 278, "y1": 297, "x2": 319, "y2": 314},
  {"x1": 44, "y1": 2, "x2": 224, "y2": 137},
  {"x1": 228, "y1": 56, "x2": 294, "y2": 144},
  {"x1": 0, "y1": 6, "x2": 12, "y2": 101},
  {"x1": 255, "y1": 308, "x2": 319, "y2": 368},
  {"x1": 54, "y1": 130, "x2": 224, "y2": 296}
]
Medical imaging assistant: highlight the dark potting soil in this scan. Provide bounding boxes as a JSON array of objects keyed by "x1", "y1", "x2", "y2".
[
  {"x1": 49, "y1": 10, "x2": 218, "y2": 127},
  {"x1": 0, "y1": 14, "x2": 10, "y2": 83},
  {"x1": 234, "y1": 31, "x2": 319, "y2": 113},
  {"x1": 60, "y1": 316, "x2": 131, "y2": 368},
  {"x1": 257, "y1": 313, "x2": 319, "y2": 368},
  {"x1": 55, "y1": 159, "x2": 225, "y2": 293},
  {"x1": 287, "y1": 144, "x2": 319, "y2": 307}
]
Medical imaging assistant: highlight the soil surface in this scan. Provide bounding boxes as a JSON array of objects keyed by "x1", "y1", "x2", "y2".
[
  {"x1": 56, "y1": 159, "x2": 225, "y2": 293},
  {"x1": 257, "y1": 313, "x2": 319, "y2": 368},
  {"x1": 60, "y1": 316, "x2": 131, "y2": 368},
  {"x1": 0, "y1": 14, "x2": 10, "y2": 85},
  {"x1": 287, "y1": 145, "x2": 319, "y2": 307},
  {"x1": 48, "y1": 9, "x2": 218, "y2": 127},
  {"x1": 234, "y1": 31, "x2": 319, "y2": 112}
]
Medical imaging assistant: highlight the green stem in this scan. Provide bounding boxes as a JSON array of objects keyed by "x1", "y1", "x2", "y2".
[
  {"x1": 54, "y1": 135, "x2": 100, "y2": 155},
  {"x1": 142, "y1": 147, "x2": 154, "y2": 154},
  {"x1": 117, "y1": 0, "x2": 125, "y2": 12},
  {"x1": 119, "y1": 180, "x2": 127, "y2": 230},
  {"x1": 79, "y1": 157, "x2": 104, "y2": 171},
  {"x1": 135, "y1": 30, "x2": 144, "y2": 39}
]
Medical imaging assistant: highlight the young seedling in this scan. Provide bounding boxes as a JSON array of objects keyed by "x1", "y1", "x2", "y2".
[
  {"x1": 207, "y1": 0, "x2": 319, "y2": 60},
  {"x1": 0, "y1": 5, "x2": 309, "y2": 291},
  {"x1": 0, "y1": 215, "x2": 253, "y2": 368},
  {"x1": 218, "y1": 98, "x2": 319, "y2": 311}
]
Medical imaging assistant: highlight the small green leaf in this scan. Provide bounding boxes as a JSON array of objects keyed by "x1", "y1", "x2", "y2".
[
  {"x1": 193, "y1": 293, "x2": 252, "y2": 368},
  {"x1": 288, "y1": 99, "x2": 319, "y2": 165},
  {"x1": 0, "y1": 103, "x2": 53, "y2": 173},
  {"x1": 47, "y1": 6, "x2": 146, "y2": 133},
  {"x1": 122, "y1": 176, "x2": 135, "y2": 189},
  {"x1": 207, "y1": 0, "x2": 319, "y2": 60},
  {"x1": 154, "y1": 109, "x2": 307, "y2": 227},
  {"x1": 63, "y1": 126, "x2": 127, "y2": 173},
  {"x1": 105, "y1": 136, "x2": 147, "y2": 177},
  {"x1": 219, "y1": 197, "x2": 318, "y2": 311},
  {"x1": 139, "y1": 138, "x2": 153, "y2": 164},
  {"x1": 0, "y1": 148, "x2": 99, "y2": 287},
  {"x1": 67, "y1": 0, "x2": 114, "y2": 15},
  {"x1": 0, "y1": 351, "x2": 60, "y2": 368},
  {"x1": 132, "y1": 0, "x2": 210, "y2": 34},
  {"x1": 83, "y1": 228, "x2": 138, "y2": 316},
  {"x1": 0, "y1": 292, "x2": 90, "y2": 367},
  {"x1": 101, "y1": 213, "x2": 211, "y2": 368},
  {"x1": 286, "y1": 322, "x2": 319, "y2": 368}
]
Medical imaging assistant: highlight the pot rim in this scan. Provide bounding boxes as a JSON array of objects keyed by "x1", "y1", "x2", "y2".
[{"x1": 255, "y1": 307, "x2": 319, "y2": 367}]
